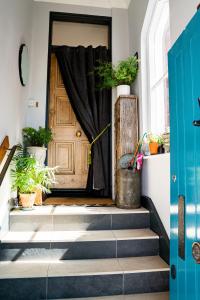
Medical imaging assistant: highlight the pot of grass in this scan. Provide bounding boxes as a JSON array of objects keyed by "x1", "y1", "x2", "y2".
[
  {"x1": 22, "y1": 127, "x2": 53, "y2": 165},
  {"x1": 11, "y1": 153, "x2": 38, "y2": 210}
]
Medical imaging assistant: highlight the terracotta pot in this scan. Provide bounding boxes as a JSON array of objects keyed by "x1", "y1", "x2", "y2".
[
  {"x1": 149, "y1": 142, "x2": 159, "y2": 155},
  {"x1": 19, "y1": 193, "x2": 36, "y2": 209},
  {"x1": 34, "y1": 189, "x2": 43, "y2": 206}
]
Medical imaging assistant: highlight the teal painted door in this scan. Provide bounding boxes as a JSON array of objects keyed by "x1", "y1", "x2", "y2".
[{"x1": 168, "y1": 10, "x2": 200, "y2": 300}]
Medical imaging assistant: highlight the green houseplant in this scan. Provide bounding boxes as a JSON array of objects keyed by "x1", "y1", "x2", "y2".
[
  {"x1": 11, "y1": 150, "x2": 56, "y2": 209},
  {"x1": 147, "y1": 133, "x2": 164, "y2": 155},
  {"x1": 22, "y1": 127, "x2": 53, "y2": 165},
  {"x1": 11, "y1": 152, "x2": 38, "y2": 209},
  {"x1": 96, "y1": 55, "x2": 139, "y2": 97}
]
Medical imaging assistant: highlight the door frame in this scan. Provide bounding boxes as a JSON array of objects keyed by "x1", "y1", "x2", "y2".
[{"x1": 46, "y1": 11, "x2": 112, "y2": 197}]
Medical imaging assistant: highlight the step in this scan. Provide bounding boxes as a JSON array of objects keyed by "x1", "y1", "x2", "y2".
[
  {"x1": 52, "y1": 292, "x2": 169, "y2": 300},
  {"x1": 0, "y1": 256, "x2": 169, "y2": 299},
  {"x1": 0, "y1": 229, "x2": 159, "y2": 261},
  {"x1": 10, "y1": 206, "x2": 150, "y2": 231}
]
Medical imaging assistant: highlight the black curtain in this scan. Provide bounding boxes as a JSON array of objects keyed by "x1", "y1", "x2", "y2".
[{"x1": 55, "y1": 46, "x2": 111, "y2": 197}]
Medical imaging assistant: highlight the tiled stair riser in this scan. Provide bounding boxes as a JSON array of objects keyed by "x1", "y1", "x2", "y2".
[
  {"x1": 0, "y1": 239, "x2": 159, "y2": 261},
  {"x1": 0, "y1": 271, "x2": 169, "y2": 300},
  {"x1": 9, "y1": 213, "x2": 150, "y2": 231}
]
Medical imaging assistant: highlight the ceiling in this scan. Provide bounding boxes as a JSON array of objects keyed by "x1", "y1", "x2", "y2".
[{"x1": 34, "y1": 0, "x2": 131, "y2": 9}]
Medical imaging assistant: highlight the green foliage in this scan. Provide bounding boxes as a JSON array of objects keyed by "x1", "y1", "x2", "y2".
[
  {"x1": 11, "y1": 150, "x2": 56, "y2": 194},
  {"x1": 23, "y1": 127, "x2": 53, "y2": 147},
  {"x1": 115, "y1": 56, "x2": 139, "y2": 85},
  {"x1": 147, "y1": 133, "x2": 164, "y2": 145},
  {"x1": 95, "y1": 55, "x2": 139, "y2": 89},
  {"x1": 95, "y1": 62, "x2": 116, "y2": 89}
]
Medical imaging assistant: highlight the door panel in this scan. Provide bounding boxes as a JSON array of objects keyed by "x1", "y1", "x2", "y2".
[
  {"x1": 169, "y1": 10, "x2": 200, "y2": 300},
  {"x1": 48, "y1": 54, "x2": 90, "y2": 189}
]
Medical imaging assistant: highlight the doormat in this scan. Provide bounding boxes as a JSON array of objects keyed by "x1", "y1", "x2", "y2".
[{"x1": 43, "y1": 197, "x2": 115, "y2": 207}]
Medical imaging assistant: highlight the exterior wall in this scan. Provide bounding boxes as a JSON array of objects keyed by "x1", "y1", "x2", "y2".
[
  {"x1": 169, "y1": 0, "x2": 199, "y2": 45},
  {"x1": 0, "y1": 0, "x2": 33, "y2": 145},
  {"x1": 0, "y1": 0, "x2": 33, "y2": 237}
]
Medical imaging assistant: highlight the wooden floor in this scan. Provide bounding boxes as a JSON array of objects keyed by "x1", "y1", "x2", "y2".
[{"x1": 43, "y1": 197, "x2": 114, "y2": 206}]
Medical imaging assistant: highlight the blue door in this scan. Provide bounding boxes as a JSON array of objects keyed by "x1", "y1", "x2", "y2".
[{"x1": 169, "y1": 10, "x2": 200, "y2": 300}]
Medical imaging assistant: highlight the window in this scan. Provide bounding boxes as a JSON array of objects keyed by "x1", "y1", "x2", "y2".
[{"x1": 142, "y1": 0, "x2": 170, "y2": 134}]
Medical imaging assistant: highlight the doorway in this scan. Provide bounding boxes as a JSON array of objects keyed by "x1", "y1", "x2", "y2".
[{"x1": 46, "y1": 12, "x2": 112, "y2": 198}]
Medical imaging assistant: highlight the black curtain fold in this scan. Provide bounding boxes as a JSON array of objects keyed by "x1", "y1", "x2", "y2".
[{"x1": 55, "y1": 45, "x2": 111, "y2": 197}]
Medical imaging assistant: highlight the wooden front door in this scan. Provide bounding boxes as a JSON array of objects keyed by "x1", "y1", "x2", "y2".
[{"x1": 48, "y1": 54, "x2": 90, "y2": 189}]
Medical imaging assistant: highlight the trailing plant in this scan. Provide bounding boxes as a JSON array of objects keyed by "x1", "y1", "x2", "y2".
[
  {"x1": 95, "y1": 55, "x2": 139, "y2": 89},
  {"x1": 95, "y1": 61, "x2": 116, "y2": 89},
  {"x1": 22, "y1": 127, "x2": 53, "y2": 147}
]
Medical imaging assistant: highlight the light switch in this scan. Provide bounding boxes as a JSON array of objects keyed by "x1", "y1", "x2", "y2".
[{"x1": 28, "y1": 100, "x2": 39, "y2": 108}]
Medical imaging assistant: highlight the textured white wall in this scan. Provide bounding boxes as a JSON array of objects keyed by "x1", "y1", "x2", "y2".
[
  {"x1": 0, "y1": 0, "x2": 33, "y2": 146},
  {"x1": 0, "y1": 0, "x2": 33, "y2": 236},
  {"x1": 169, "y1": 0, "x2": 199, "y2": 45},
  {"x1": 142, "y1": 154, "x2": 170, "y2": 236}
]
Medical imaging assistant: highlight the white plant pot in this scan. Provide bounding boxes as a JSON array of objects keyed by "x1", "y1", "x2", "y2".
[
  {"x1": 117, "y1": 85, "x2": 130, "y2": 97},
  {"x1": 27, "y1": 146, "x2": 47, "y2": 165}
]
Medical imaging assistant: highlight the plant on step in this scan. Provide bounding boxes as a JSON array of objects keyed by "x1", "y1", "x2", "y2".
[
  {"x1": 22, "y1": 127, "x2": 53, "y2": 147},
  {"x1": 11, "y1": 149, "x2": 56, "y2": 208}
]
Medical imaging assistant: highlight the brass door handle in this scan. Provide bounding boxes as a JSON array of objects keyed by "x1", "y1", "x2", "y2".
[{"x1": 76, "y1": 130, "x2": 82, "y2": 137}]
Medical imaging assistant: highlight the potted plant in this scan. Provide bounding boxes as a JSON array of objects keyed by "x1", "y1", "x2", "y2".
[
  {"x1": 115, "y1": 56, "x2": 139, "y2": 97},
  {"x1": 11, "y1": 152, "x2": 38, "y2": 209},
  {"x1": 11, "y1": 150, "x2": 56, "y2": 208},
  {"x1": 147, "y1": 133, "x2": 164, "y2": 155},
  {"x1": 33, "y1": 164, "x2": 56, "y2": 206},
  {"x1": 22, "y1": 127, "x2": 53, "y2": 165},
  {"x1": 96, "y1": 55, "x2": 139, "y2": 97}
]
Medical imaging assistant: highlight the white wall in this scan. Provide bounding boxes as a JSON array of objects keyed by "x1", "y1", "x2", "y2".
[
  {"x1": 142, "y1": 154, "x2": 170, "y2": 236},
  {"x1": 169, "y1": 0, "x2": 199, "y2": 45},
  {"x1": 128, "y1": 0, "x2": 167, "y2": 233},
  {"x1": 0, "y1": 0, "x2": 33, "y2": 236},
  {"x1": 0, "y1": 0, "x2": 33, "y2": 146}
]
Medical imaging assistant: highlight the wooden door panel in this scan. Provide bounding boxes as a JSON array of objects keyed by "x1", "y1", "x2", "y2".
[
  {"x1": 48, "y1": 54, "x2": 89, "y2": 189},
  {"x1": 55, "y1": 142, "x2": 75, "y2": 174},
  {"x1": 55, "y1": 96, "x2": 76, "y2": 126}
]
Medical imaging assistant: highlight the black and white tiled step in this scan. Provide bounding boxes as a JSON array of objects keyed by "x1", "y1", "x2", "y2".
[
  {"x1": 9, "y1": 206, "x2": 150, "y2": 231},
  {"x1": 0, "y1": 256, "x2": 169, "y2": 299},
  {"x1": 52, "y1": 292, "x2": 169, "y2": 300},
  {"x1": 0, "y1": 229, "x2": 159, "y2": 261}
]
